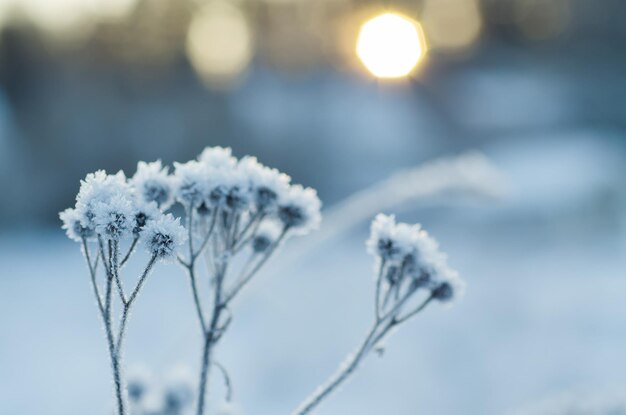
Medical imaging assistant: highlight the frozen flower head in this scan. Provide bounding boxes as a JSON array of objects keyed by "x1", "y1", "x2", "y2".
[
  {"x1": 366, "y1": 214, "x2": 416, "y2": 263},
  {"x1": 411, "y1": 228, "x2": 465, "y2": 302},
  {"x1": 133, "y1": 202, "x2": 161, "y2": 236},
  {"x1": 200, "y1": 166, "x2": 250, "y2": 213},
  {"x1": 173, "y1": 160, "x2": 207, "y2": 208},
  {"x1": 430, "y1": 262, "x2": 465, "y2": 303},
  {"x1": 224, "y1": 170, "x2": 251, "y2": 213},
  {"x1": 367, "y1": 214, "x2": 464, "y2": 303},
  {"x1": 143, "y1": 213, "x2": 187, "y2": 259},
  {"x1": 277, "y1": 184, "x2": 322, "y2": 234},
  {"x1": 59, "y1": 207, "x2": 95, "y2": 242},
  {"x1": 131, "y1": 160, "x2": 173, "y2": 210},
  {"x1": 252, "y1": 221, "x2": 283, "y2": 253},
  {"x1": 239, "y1": 156, "x2": 291, "y2": 214},
  {"x1": 198, "y1": 146, "x2": 237, "y2": 169},
  {"x1": 203, "y1": 168, "x2": 229, "y2": 209},
  {"x1": 75, "y1": 170, "x2": 132, "y2": 227},
  {"x1": 93, "y1": 194, "x2": 136, "y2": 240}
]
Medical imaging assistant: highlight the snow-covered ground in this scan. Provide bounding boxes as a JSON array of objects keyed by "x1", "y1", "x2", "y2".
[{"x1": 1, "y1": 135, "x2": 626, "y2": 415}]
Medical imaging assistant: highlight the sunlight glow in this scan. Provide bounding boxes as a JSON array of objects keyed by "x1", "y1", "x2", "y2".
[{"x1": 356, "y1": 12, "x2": 426, "y2": 79}]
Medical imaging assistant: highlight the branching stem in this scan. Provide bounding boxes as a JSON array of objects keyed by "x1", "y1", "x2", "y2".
[
  {"x1": 291, "y1": 289, "x2": 434, "y2": 415},
  {"x1": 83, "y1": 237, "x2": 158, "y2": 415},
  {"x1": 116, "y1": 255, "x2": 157, "y2": 353}
]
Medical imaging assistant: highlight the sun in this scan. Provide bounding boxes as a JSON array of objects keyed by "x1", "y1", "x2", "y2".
[{"x1": 356, "y1": 12, "x2": 427, "y2": 79}]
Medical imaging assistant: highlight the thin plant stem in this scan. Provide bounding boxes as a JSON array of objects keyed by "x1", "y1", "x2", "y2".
[
  {"x1": 112, "y1": 240, "x2": 127, "y2": 305},
  {"x1": 106, "y1": 322, "x2": 125, "y2": 415},
  {"x1": 193, "y1": 211, "x2": 218, "y2": 261},
  {"x1": 195, "y1": 262, "x2": 227, "y2": 415},
  {"x1": 83, "y1": 238, "x2": 104, "y2": 316},
  {"x1": 213, "y1": 361, "x2": 233, "y2": 402},
  {"x1": 196, "y1": 333, "x2": 213, "y2": 415},
  {"x1": 188, "y1": 264, "x2": 207, "y2": 333},
  {"x1": 188, "y1": 207, "x2": 195, "y2": 261},
  {"x1": 291, "y1": 323, "x2": 380, "y2": 415},
  {"x1": 374, "y1": 259, "x2": 385, "y2": 320},
  {"x1": 380, "y1": 285, "x2": 416, "y2": 322},
  {"x1": 186, "y1": 212, "x2": 284, "y2": 415},
  {"x1": 120, "y1": 236, "x2": 138, "y2": 267},
  {"x1": 394, "y1": 294, "x2": 434, "y2": 325},
  {"x1": 87, "y1": 237, "x2": 158, "y2": 415},
  {"x1": 108, "y1": 240, "x2": 114, "y2": 274},
  {"x1": 291, "y1": 290, "x2": 433, "y2": 415},
  {"x1": 227, "y1": 213, "x2": 241, "y2": 250},
  {"x1": 116, "y1": 255, "x2": 158, "y2": 353},
  {"x1": 367, "y1": 296, "x2": 433, "y2": 351},
  {"x1": 234, "y1": 212, "x2": 261, "y2": 245},
  {"x1": 232, "y1": 215, "x2": 263, "y2": 254},
  {"x1": 223, "y1": 228, "x2": 288, "y2": 305},
  {"x1": 98, "y1": 236, "x2": 111, "y2": 277},
  {"x1": 101, "y1": 246, "x2": 126, "y2": 415}
]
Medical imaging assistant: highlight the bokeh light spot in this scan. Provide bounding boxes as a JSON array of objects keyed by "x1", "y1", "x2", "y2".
[
  {"x1": 356, "y1": 12, "x2": 426, "y2": 79},
  {"x1": 422, "y1": 0, "x2": 482, "y2": 51},
  {"x1": 186, "y1": 1, "x2": 252, "y2": 88}
]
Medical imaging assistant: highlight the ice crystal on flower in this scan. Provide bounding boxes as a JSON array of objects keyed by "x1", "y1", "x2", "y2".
[
  {"x1": 131, "y1": 160, "x2": 173, "y2": 209},
  {"x1": 277, "y1": 184, "x2": 322, "y2": 234},
  {"x1": 223, "y1": 170, "x2": 252, "y2": 213},
  {"x1": 239, "y1": 156, "x2": 291, "y2": 214},
  {"x1": 93, "y1": 194, "x2": 136, "y2": 240},
  {"x1": 198, "y1": 146, "x2": 237, "y2": 169},
  {"x1": 367, "y1": 214, "x2": 464, "y2": 303},
  {"x1": 133, "y1": 201, "x2": 162, "y2": 236},
  {"x1": 198, "y1": 166, "x2": 250, "y2": 213},
  {"x1": 143, "y1": 213, "x2": 187, "y2": 259},
  {"x1": 75, "y1": 170, "x2": 132, "y2": 228},
  {"x1": 367, "y1": 214, "x2": 416, "y2": 263},
  {"x1": 59, "y1": 207, "x2": 95, "y2": 241},
  {"x1": 173, "y1": 160, "x2": 208, "y2": 208},
  {"x1": 430, "y1": 262, "x2": 465, "y2": 303}
]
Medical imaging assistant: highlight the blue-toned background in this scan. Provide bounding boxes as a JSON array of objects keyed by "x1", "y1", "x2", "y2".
[{"x1": 1, "y1": 0, "x2": 626, "y2": 414}]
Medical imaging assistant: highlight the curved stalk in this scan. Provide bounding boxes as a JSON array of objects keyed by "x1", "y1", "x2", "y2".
[
  {"x1": 291, "y1": 324, "x2": 379, "y2": 415},
  {"x1": 291, "y1": 293, "x2": 434, "y2": 415}
]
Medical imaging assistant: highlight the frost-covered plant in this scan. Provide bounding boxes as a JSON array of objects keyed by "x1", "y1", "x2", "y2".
[
  {"x1": 61, "y1": 147, "x2": 465, "y2": 415},
  {"x1": 60, "y1": 165, "x2": 186, "y2": 415},
  {"x1": 171, "y1": 148, "x2": 321, "y2": 415},
  {"x1": 290, "y1": 214, "x2": 464, "y2": 415}
]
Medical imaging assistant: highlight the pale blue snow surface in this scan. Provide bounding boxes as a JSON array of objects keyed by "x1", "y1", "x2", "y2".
[{"x1": 1, "y1": 213, "x2": 626, "y2": 415}]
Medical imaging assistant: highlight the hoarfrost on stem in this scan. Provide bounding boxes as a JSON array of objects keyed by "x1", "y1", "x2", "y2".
[
  {"x1": 171, "y1": 147, "x2": 321, "y2": 415},
  {"x1": 60, "y1": 167, "x2": 185, "y2": 415},
  {"x1": 291, "y1": 214, "x2": 465, "y2": 415},
  {"x1": 60, "y1": 147, "x2": 466, "y2": 415}
]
